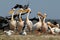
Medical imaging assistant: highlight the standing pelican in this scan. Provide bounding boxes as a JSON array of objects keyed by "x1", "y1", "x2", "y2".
[
  {"x1": 25, "y1": 8, "x2": 33, "y2": 32},
  {"x1": 9, "y1": 9, "x2": 16, "y2": 31},
  {"x1": 41, "y1": 13, "x2": 48, "y2": 33},
  {"x1": 33, "y1": 12, "x2": 42, "y2": 31},
  {"x1": 17, "y1": 8, "x2": 24, "y2": 32}
]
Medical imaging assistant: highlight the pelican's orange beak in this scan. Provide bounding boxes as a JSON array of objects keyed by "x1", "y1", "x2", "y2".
[
  {"x1": 37, "y1": 12, "x2": 44, "y2": 17},
  {"x1": 17, "y1": 9, "x2": 23, "y2": 13},
  {"x1": 43, "y1": 13, "x2": 47, "y2": 18}
]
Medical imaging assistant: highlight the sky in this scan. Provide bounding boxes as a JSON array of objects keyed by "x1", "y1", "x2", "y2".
[{"x1": 0, "y1": 0, "x2": 60, "y2": 19}]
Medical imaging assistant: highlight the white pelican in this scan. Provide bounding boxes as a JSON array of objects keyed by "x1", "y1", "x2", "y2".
[
  {"x1": 9, "y1": 9, "x2": 16, "y2": 31},
  {"x1": 47, "y1": 25, "x2": 56, "y2": 34},
  {"x1": 33, "y1": 12, "x2": 42, "y2": 31},
  {"x1": 47, "y1": 22, "x2": 59, "y2": 28},
  {"x1": 47, "y1": 22, "x2": 60, "y2": 34},
  {"x1": 41, "y1": 13, "x2": 48, "y2": 33},
  {"x1": 48, "y1": 25, "x2": 60, "y2": 34},
  {"x1": 25, "y1": 8, "x2": 33, "y2": 32},
  {"x1": 17, "y1": 8, "x2": 24, "y2": 32}
]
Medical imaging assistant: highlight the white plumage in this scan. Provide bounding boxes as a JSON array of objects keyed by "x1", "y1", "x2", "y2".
[
  {"x1": 33, "y1": 13, "x2": 42, "y2": 30},
  {"x1": 9, "y1": 9, "x2": 16, "y2": 30},
  {"x1": 4, "y1": 30, "x2": 14, "y2": 36},
  {"x1": 17, "y1": 9, "x2": 24, "y2": 32},
  {"x1": 22, "y1": 30, "x2": 27, "y2": 35},
  {"x1": 25, "y1": 8, "x2": 33, "y2": 32}
]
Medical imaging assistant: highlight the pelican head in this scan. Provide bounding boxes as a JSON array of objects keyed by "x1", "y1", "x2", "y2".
[
  {"x1": 17, "y1": 9, "x2": 23, "y2": 22},
  {"x1": 37, "y1": 12, "x2": 42, "y2": 16},
  {"x1": 17, "y1": 9, "x2": 23, "y2": 14},
  {"x1": 56, "y1": 24, "x2": 59, "y2": 28},
  {"x1": 47, "y1": 22, "x2": 51, "y2": 25},
  {"x1": 26, "y1": 8, "x2": 31, "y2": 14},
  {"x1": 43, "y1": 13, "x2": 47, "y2": 18}
]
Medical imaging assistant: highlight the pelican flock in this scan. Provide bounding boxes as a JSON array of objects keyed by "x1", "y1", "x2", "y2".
[{"x1": 1, "y1": 4, "x2": 60, "y2": 36}]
